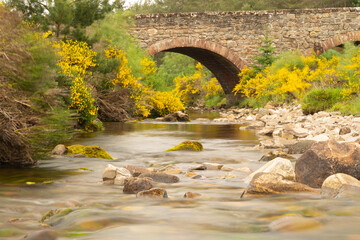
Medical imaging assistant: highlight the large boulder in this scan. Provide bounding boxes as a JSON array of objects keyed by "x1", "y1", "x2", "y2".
[
  {"x1": 245, "y1": 157, "x2": 295, "y2": 184},
  {"x1": 321, "y1": 173, "x2": 360, "y2": 198},
  {"x1": 247, "y1": 173, "x2": 315, "y2": 194},
  {"x1": 163, "y1": 111, "x2": 190, "y2": 122},
  {"x1": 295, "y1": 140, "x2": 360, "y2": 188}
]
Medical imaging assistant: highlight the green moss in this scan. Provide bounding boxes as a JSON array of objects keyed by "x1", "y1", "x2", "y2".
[
  {"x1": 40, "y1": 208, "x2": 72, "y2": 223},
  {"x1": 166, "y1": 140, "x2": 203, "y2": 152},
  {"x1": 67, "y1": 145, "x2": 113, "y2": 159}
]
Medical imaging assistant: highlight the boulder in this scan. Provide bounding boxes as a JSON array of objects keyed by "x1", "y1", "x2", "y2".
[
  {"x1": 67, "y1": 145, "x2": 112, "y2": 159},
  {"x1": 163, "y1": 167, "x2": 183, "y2": 175},
  {"x1": 259, "y1": 150, "x2": 296, "y2": 162},
  {"x1": 339, "y1": 126, "x2": 351, "y2": 135},
  {"x1": 247, "y1": 173, "x2": 315, "y2": 194},
  {"x1": 138, "y1": 172, "x2": 179, "y2": 183},
  {"x1": 287, "y1": 140, "x2": 315, "y2": 154},
  {"x1": 269, "y1": 216, "x2": 321, "y2": 232},
  {"x1": 295, "y1": 140, "x2": 360, "y2": 188},
  {"x1": 165, "y1": 140, "x2": 203, "y2": 152},
  {"x1": 245, "y1": 157, "x2": 295, "y2": 184},
  {"x1": 123, "y1": 177, "x2": 153, "y2": 194},
  {"x1": 114, "y1": 175, "x2": 127, "y2": 186},
  {"x1": 163, "y1": 111, "x2": 190, "y2": 122},
  {"x1": 136, "y1": 188, "x2": 168, "y2": 199},
  {"x1": 124, "y1": 165, "x2": 150, "y2": 177},
  {"x1": 257, "y1": 127, "x2": 274, "y2": 136},
  {"x1": 51, "y1": 144, "x2": 67, "y2": 155},
  {"x1": 321, "y1": 173, "x2": 360, "y2": 198}
]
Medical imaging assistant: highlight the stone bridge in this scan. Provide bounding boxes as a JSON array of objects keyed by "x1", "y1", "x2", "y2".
[{"x1": 131, "y1": 8, "x2": 360, "y2": 101}]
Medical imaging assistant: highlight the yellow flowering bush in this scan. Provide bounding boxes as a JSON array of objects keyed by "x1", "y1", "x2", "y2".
[
  {"x1": 234, "y1": 54, "x2": 341, "y2": 101},
  {"x1": 105, "y1": 45, "x2": 184, "y2": 117},
  {"x1": 341, "y1": 50, "x2": 360, "y2": 98},
  {"x1": 53, "y1": 40, "x2": 99, "y2": 130},
  {"x1": 203, "y1": 77, "x2": 224, "y2": 97}
]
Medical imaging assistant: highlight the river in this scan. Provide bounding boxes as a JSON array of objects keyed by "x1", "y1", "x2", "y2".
[{"x1": 0, "y1": 112, "x2": 360, "y2": 239}]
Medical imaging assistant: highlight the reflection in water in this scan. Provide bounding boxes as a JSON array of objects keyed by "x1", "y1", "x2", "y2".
[{"x1": 0, "y1": 115, "x2": 359, "y2": 240}]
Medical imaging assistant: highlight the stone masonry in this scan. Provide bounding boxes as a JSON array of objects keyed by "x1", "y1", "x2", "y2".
[{"x1": 131, "y1": 8, "x2": 360, "y2": 98}]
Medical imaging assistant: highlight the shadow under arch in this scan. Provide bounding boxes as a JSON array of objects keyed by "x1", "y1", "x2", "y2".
[{"x1": 147, "y1": 38, "x2": 246, "y2": 95}]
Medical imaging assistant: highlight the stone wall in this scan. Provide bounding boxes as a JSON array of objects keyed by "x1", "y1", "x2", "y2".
[{"x1": 132, "y1": 8, "x2": 360, "y2": 65}]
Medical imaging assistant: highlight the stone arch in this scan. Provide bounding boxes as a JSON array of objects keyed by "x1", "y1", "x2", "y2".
[
  {"x1": 147, "y1": 38, "x2": 246, "y2": 95},
  {"x1": 315, "y1": 31, "x2": 360, "y2": 54}
]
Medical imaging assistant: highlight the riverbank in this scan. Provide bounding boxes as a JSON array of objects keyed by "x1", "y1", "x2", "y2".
[{"x1": 210, "y1": 104, "x2": 360, "y2": 150}]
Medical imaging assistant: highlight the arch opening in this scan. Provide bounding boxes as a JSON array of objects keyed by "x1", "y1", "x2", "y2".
[{"x1": 147, "y1": 38, "x2": 246, "y2": 96}]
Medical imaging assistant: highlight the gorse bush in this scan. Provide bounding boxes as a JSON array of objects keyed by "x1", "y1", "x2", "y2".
[{"x1": 53, "y1": 40, "x2": 100, "y2": 130}]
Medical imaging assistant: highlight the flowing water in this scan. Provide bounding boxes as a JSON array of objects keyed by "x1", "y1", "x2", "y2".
[{"x1": 1, "y1": 112, "x2": 360, "y2": 240}]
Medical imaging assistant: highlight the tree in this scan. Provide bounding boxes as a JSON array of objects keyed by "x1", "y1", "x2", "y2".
[
  {"x1": 48, "y1": 0, "x2": 73, "y2": 37},
  {"x1": 252, "y1": 32, "x2": 276, "y2": 73}
]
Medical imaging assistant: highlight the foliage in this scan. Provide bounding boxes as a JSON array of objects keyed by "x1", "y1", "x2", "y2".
[
  {"x1": 301, "y1": 88, "x2": 343, "y2": 114},
  {"x1": 252, "y1": 32, "x2": 277, "y2": 74},
  {"x1": 53, "y1": 40, "x2": 100, "y2": 130}
]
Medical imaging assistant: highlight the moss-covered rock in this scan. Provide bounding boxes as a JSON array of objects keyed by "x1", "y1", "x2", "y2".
[
  {"x1": 165, "y1": 141, "x2": 203, "y2": 152},
  {"x1": 67, "y1": 145, "x2": 113, "y2": 159}
]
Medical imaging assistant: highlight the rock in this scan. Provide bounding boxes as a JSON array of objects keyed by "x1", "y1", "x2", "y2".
[
  {"x1": 51, "y1": 144, "x2": 67, "y2": 155},
  {"x1": 102, "y1": 164, "x2": 117, "y2": 181},
  {"x1": 259, "y1": 150, "x2": 296, "y2": 162},
  {"x1": 287, "y1": 140, "x2": 315, "y2": 154},
  {"x1": 184, "y1": 192, "x2": 201, "y2": 199},
  {"x1": 221, "y1": 166, "x2": 234, "y2": 171},
  {"x1": 257, "y1": 127, "x2": 274, "y2": 136},
  {"x1": 295, "y1": 140, "x2": 360, "y2": 188},
  {"x1": 203, "y1": 162, "x2": 223, "y2": 170},
  {"x1": 339, "y1": 126, "x2": 351, "y2": 135},
  {"x1": 123, "y1": 177, "x2": 153, "y2": 194},
  {"x1": 67, "y1": 145, "x2": 112, "y2": 159},
  {"x1": 310, "y1": 134, "x2": 330, "y2": 142},
  {"x1": 23, "y1": 230, "x2": 58, "y2": 240},
  {"x1": 163, "y1": 111, "x2": 190, "y2": 122},
  {"x1": 124, "y1": 165, "x2": 150, "y2": 177},
  {"x1": 185, "y1": 172, "x2": 198, "y2": 178},
  {"x1": 245, "y1": 121, "x2": 265, "y2": 130},
  {"x1": 247, "y1": 173, "x2": 315, "y2": 194},
  {"x1": 136, "y1": 188, "x2": 168, "y2": 199},
  {"x1": 245, "y1": 157, "x2": 295, "y2": 184},
  {"x1": 138, "y1": 172, "x2": 179, "y2": 183},
  {"x1": 163, "y1": 167, "x2": 183, "y2": 175},
  {"x1": 188, "y1": 165, "x2": 207, "y2": 171},
  {"x1": 235, "y1": 167, "x2": 252, "y2": 174},
  {"x1": 114, "y1": 176, "x2": 127, "y2": 186},
  {"x1": 165, "y1": 140, "x2": 203, "y2": 152},
  {"x1": 321, "y1": 173, "x2": 360, "y2": 198},
  {"x1": 269, "y1": 216, "x2": 321, "y2": 232},
  {"x1": 103, "y1": 179, "x2": 114, "y2": 185}
]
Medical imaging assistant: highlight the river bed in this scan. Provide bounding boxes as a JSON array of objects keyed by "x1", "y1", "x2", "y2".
[{"x1": 0, "y1": 112, "x2": 360, "y2": 239}]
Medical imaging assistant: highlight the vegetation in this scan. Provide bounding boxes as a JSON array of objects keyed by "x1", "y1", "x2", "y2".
[
  {"x1": 165, "y1": 140, "x2": 204, "y2": 152},
  {"x1": 67, "y1": 144, "x2": 113, "y2": 159}
]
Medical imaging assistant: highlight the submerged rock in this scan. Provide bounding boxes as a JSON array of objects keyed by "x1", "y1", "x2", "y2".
[
  {"x1": 245, "y1": 157, "x2": 295, "y2": 184},
  {"x1": 184, "y1": 192, "x2": 202, "y2": 199},
  {"x1": 203, "y1": 162, "x2": 223, "y2": 170},
  {"x1": 166, "y1": 140, "x2": 203, "y2": 152},
  {"x1": 259, "y1": 150, "x2": 296, "y2": 162},
  {"x1": 269, "y1": 216, "x2": 321, "y2": 232},
  {"x1": 67, "y1": 145, "x2": 112, "y2": 159},
  {"x1": 163, "y1": 111, "x2": 190, "y2": 122},
  {"x1": 295, "y1": 140, "x2": 360, "y2": 188},
  {"x1": 321, "y1": 173, "x2": 360, "y2": 198},
  {"x1": 247, "y1": 173, "x2": 315, "y2": 194},
  {"x1": 23, "y1": 230, "x2": 58, "y2": 240},
  {"x1": 138, "y1": 172, "x2": 179, "y2": 183},
  {"x1": 123, "y1": 177, "x2": 153, "y2": 194},
  {"x1": 136, "y1": 188, "x2": 168, "y2": 199}
]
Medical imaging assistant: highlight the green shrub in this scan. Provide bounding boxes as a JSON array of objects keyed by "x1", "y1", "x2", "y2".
[
  {"x1": 330, "y1": 96, "x2": 360, "y2": 115},
  {"x1": 270, "y1": 50, "x2": 304, "y2": 72},
  {"x1": 301, "y1": 88, "x2": 343, "y2": 115}
]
